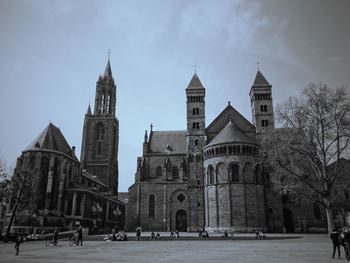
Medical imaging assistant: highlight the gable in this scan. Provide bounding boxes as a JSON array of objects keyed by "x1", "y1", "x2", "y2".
[{"x1": 206, "y1": 105, "x2": 256, "y2": 144}]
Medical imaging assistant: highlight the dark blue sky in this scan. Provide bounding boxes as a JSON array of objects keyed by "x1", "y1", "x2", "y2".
[{"x1": 0, "y1": 0, "x2": 349, "y2": 191}]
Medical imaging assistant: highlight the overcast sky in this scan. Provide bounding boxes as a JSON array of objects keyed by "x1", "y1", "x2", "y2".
[{"x1": 0, "y1": 0, "x2": 349, "y2": 192}]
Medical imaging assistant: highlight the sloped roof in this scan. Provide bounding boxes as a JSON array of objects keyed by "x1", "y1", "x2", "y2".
[
  {"x1": 206, "y1": 104, "x2": 256, "y2": 144},
  {"x1": 25, "y1": 123, "x2": 72, "y2": 154},
  {"x1": 207, "y1": 120, "x2": 256, "y2": 147},
  {"x1": 252, "y1": 70, "x2": 271, "y2": 87},
  {"x1": 186, "y1": 73, "x2": 204, "y2": 90},
  {"x1": 149, "y1": 130, "x2": 187, "y2": 154}
]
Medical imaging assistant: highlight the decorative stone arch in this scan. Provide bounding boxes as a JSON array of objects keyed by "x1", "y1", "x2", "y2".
[
  {"x1": 169, "y1": 189, "x2": 189, "y2": 231},
  {"x1": 254, "y1": 164, "x2": 262, "y2": 184}
]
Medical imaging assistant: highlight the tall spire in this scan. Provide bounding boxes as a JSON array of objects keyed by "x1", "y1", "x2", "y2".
[
  {"x1": 103, "y1": 58, "x2": 113, "y2": 79},
  {"x1": 86, "y1": 103, "x2": 92, "y2": 115}
]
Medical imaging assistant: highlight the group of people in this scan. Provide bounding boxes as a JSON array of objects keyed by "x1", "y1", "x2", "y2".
[
  {"x1": 13, "y1": 225, "x2": 84, "y2": 255},
  {"x1": 105, "y1": 227, "x2": 128, "y2": 241},
  {"x1": 170, "y1": 230, "x2": 180, "y2": 238},
  {"x1": 330, "y1": 227, "x2": 350, "y2": 259},
  {"x1": 150, "y1": 232, "x2": 161, "y2": 239}
]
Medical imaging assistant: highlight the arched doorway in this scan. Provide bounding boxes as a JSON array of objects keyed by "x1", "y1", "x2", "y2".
[
  {"x1": 283, "y1": 208, "x2": 294, "y2": 233},
  {"x1": 176, "y1": 210, "x2": 187, "y2": 231}
]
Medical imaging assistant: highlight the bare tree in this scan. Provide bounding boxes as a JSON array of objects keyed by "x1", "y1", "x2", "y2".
[
  {"x1": 3, "y1": 157, "x2": 32, "y2": 242},
  {"x1": 261, "y1": 83, "x2": 350, "y2": 234}
]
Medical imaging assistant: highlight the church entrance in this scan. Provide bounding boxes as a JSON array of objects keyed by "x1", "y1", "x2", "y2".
[
  {"x1": 176, "y1": 210, "x2": 187, "y2": 231},
  {"x1": 283, "y1": 208, "x2": 294, "y2": 233}
]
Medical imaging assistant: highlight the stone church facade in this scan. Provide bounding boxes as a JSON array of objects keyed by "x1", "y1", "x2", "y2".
[
  {"x1": 4, "y1": 60, "x2": 124, "y2": 234},
  {"x1": 127, "y1": 70, "x2": 285, "y2": 232}
]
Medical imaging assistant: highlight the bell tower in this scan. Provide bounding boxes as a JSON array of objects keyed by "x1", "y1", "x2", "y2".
[
  {"x1": 186, "y1": 72, "x2": 206, "y2": 231},
  {"x1": 80, "y1": 59, "x2": 119, "y2": 195},
  {"x1": 249, "y1": 69, "x2": 275, "y2": 133}
]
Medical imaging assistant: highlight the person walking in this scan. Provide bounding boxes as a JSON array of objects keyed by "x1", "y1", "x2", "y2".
[
  {"x1": 136, "y1": 225, "x2": 142, "y2": 241},
  {"x1": 14, "y1": 230, "x2": 24, "y2": 255},
  {"x1": 53, "y1": 228, "x2": 59, "y2": 245},
  {"x1": 330, "y1": 228, "x2": 341, "y2": 259},
  {"x1": 76, "y1": 226, "x2": 83, "y2": 246}
]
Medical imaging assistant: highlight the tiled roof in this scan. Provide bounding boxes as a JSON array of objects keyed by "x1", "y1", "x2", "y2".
[
  {"x1": 207, "y1": 120, "x2": 255, "y2": 147},
  {"x1": 149, "y1": 130, "x2": 187, "y2": 154},
  {"x1": 252, "y1": 70, "x2": 271, "y2": 87},
  {"x1": 186, "y1": 73, "x2": 204, "y2": 90},
  {"x1": 25, "y1": 123, "x2": 72, "y2": 155}
]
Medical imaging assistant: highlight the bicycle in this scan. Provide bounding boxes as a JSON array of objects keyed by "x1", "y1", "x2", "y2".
[
  {"x1": 69, "y1": 235, "x2": 78, "y2": 246},
  {"x1": 45, "y1": 238, "x2": 57, "y2": 247}
]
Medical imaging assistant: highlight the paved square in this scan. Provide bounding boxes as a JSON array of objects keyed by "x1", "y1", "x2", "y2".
[{"x1": 0, "y1": 234, "x2": 340, "y2": 263}]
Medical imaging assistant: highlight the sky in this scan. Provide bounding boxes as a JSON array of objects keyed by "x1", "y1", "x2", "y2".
[{"x1": 0, "y1": 0, "x2": 349, "y2": 192}]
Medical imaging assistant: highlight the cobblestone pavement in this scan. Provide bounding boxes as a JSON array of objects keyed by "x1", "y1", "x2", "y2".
[{"x1": 0, "y1": 234, "x2": 341, "y2": 263}]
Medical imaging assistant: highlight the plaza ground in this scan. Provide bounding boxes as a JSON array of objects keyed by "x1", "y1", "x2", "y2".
[{"x1": 0, "y1": 233, "x2": 341, "y2": 263}]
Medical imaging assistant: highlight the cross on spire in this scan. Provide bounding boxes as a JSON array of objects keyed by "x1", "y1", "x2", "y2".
[
  {"x1": 193, "y1": 64, "x2": 197, "y2": 74},
  {"x1": 256, "y1": 61, "x2": 260, "y2": 71}
]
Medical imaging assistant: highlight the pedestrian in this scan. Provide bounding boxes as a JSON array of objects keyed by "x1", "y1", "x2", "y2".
[
  {"x1": 136, "y1": 225, "x2": 142, "y2": 241},
  {"x1": 150, "y1": 232, "x2": 155, "y2": 240},
  {"x1": 112, "y1": 227, "x2": 117, "y2": 241},
  {"x1": 342, "y1": 227, "x2": 350, "y2": 259},
  {"x1": 330, "y1": 228, "x2": 341, "y2": 259},
  {"x1": 76, "y1": 226, "x2": 83, "y2": 246},
  {"x1": 14, "y1": 230, "x2": 24, "y2": 255},
  {"x1": 224, "y1": 230, "x2": 228, "y2": 238},
  {"x1": 53, "y1": 228, "x2": 59, "y2": 245},
  {"x1": 170, "y1": 231, "x2": 175, "y2": 238},
  {"x1": 156, "y1": 233, "x2": 160, "y2": 239},
  {"x1": 175, "y1": 230, "x2": 179, "y2": 238}
]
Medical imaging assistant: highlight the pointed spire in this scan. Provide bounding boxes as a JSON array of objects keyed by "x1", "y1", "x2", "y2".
[
  {"x1": 186, "y1": 73, "x2": 204, "y2": 90},
  {"x1": 144, "y1": 130, "x2": 148, "y2": 143},
  {"x1": 103, "y1": 58, "x2": 113, "y2": 79},
  {"x1": 86, "y1": 104, "x2": 92, "y2": 115},
  {"x1": 252, "y1": 70, "x2": 271, "y2": 87}
]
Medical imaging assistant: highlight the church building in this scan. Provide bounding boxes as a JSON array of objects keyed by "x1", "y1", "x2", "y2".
[
  {"x1": 126, "y1": 70, "x2": 285, "y2": 232},
  {"x1": 4, "y1": 59, "x2": 124, "y2": 234}
]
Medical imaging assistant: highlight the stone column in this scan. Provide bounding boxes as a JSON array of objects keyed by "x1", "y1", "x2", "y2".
[
  {"x1": 57, "y1": 159, "x2": 66, "y2": 214},
  {"x1": 105, "y1": 200, "x2": 110, "y2": 222},
  {"x1": 81, "y1": 194, "x2": 86, "y2": 217},
  {"x1": 71, "y1": 192, "x2": 77, "y2": 217},
  {"x1": 45, "y1": 156, "x2": 55, "y2": 210},
  {"x1": 163, "y1": 185, "x2": 167, "y2": 231}
]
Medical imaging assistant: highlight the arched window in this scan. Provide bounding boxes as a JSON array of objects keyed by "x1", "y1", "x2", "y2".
[
  {"x1": 156, "y1": 166, "x2": 162, "y2": 178},
  {"x1": 313, "y1": 203, "x2": 321, "y2": 219},
  {"x1": 149, "y1": 194, "x2": 155, "y2": 217},
  {"x1": 229, "y1": 163, "x2": 239, "y2": 182},
  {"x1": 96, "y1": 123, "x2": 104, "y2": 157},
  {"x1": 172, "y1": 166, "x2": 179, "y2": 179},
  {"x1": 208, "y1": 166, "x2": 214, "y2": 185},
  {"x1": 106, "y1": 94, "x2": 111, "y2": 114}
]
